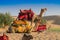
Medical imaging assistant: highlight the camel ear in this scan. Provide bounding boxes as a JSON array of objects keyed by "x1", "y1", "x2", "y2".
[
  {"x1": 41, "y1": 8, "x2": 44, "y2": 11},
  {"x1": 45, "y1": 8, "x2": 47, "y2": 11}
]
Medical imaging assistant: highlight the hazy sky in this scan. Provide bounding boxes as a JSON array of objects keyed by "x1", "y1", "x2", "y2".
[{"x1": 0, "y1": 0, "x2": 60, "y2": 16}]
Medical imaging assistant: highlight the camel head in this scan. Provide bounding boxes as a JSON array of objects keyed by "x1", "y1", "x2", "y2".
[{"x1": 39, "y1": 8, "x2": 47, "y2": 17}]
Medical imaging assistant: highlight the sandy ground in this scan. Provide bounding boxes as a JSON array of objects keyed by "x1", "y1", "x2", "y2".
[
  {"x1": 0, "y1": 32, "x2": 60, "y2": 40},
  {"x1": 0, "y1": 16, "x2": 60, "y2": 40}
]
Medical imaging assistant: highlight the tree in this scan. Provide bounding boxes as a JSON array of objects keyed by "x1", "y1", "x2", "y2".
[
  {"x1": 0, "y1": 12, "x2": 14, "y2": 28},
  {"x1": 0, "y1": 13, "x2": 5, "y2": 27}
]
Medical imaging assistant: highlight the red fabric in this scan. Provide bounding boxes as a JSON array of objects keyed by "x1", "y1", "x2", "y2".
[
  {"x1": 29, "y1": 13, "x2": 34, "y2": 18},
  {"x1": 18, "y1": 14, "x2": 28, "y2": 20},
  {"x1": 18, "y1": 9, "x2": 34, "y2": 20},
  {"x1": 37, "y1": 25, "x2": 46, "y2": 31},
  {"x1": 0, "y1": 35, "x2": 9, "y2": 40},
  {"x1": 28, "y1": 10, "x2": 34, "y2": 20},
  {"x1": 18, "y1": 14, "x2": 28, "y2": 19},
  {"x1": 0, "y1": 36, "x2": 3, "y2": 40},
  {"x1": 29, "y1": 9, "x2": 34, "y2": 18}
]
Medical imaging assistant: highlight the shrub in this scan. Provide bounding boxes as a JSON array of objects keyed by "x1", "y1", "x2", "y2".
[
  {"x1": 0, "y1": 12, "x2": 13, "y2": 28},
  {"x1": 40, "y1": 19, "x2": 47, "y2": 25}
]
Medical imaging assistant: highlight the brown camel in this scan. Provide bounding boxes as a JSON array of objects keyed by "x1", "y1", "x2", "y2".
[
  {"x1": 32, "y1": 8, "x2": 47, "y2": 22},
  {"x1": 31, "y1": 8, "x2": 47, "y2": 31}
]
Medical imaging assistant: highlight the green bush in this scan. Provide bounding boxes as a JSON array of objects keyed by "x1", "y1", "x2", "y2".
[
  {"x1": 0, "y1": 12, "x2": 13, "y2": 28},
  {"x1": 40, "y1": 19, "x2": 47, "y2": 25}
]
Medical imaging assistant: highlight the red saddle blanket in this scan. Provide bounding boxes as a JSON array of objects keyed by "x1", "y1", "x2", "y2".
[
  {"x1": 36, "y1": 25, "x2": 46, "y2": 31},
  {"x1": 0, "y1": 34, "x2": 9, "y2": 40}
]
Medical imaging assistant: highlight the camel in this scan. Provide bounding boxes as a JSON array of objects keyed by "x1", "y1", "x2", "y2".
[
  {"x1": 31, "y1": 8, "x2": 47, "y2": 31},
  {"x1": 32, "y1": 8, "x2": 47, "y2": 22},
  {"x1": 7, "y1": 8, "x2": 47, "y2": 33}
]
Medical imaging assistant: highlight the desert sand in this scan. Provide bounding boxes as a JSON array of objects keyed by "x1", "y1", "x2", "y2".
[{"x1": 0, "y1": 15, "x2": 60, "y2": 40}]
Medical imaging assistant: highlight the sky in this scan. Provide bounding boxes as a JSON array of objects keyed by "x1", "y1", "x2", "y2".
[{"x1": 0, "y1": 0, "x2": 60, "y2": 16}]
